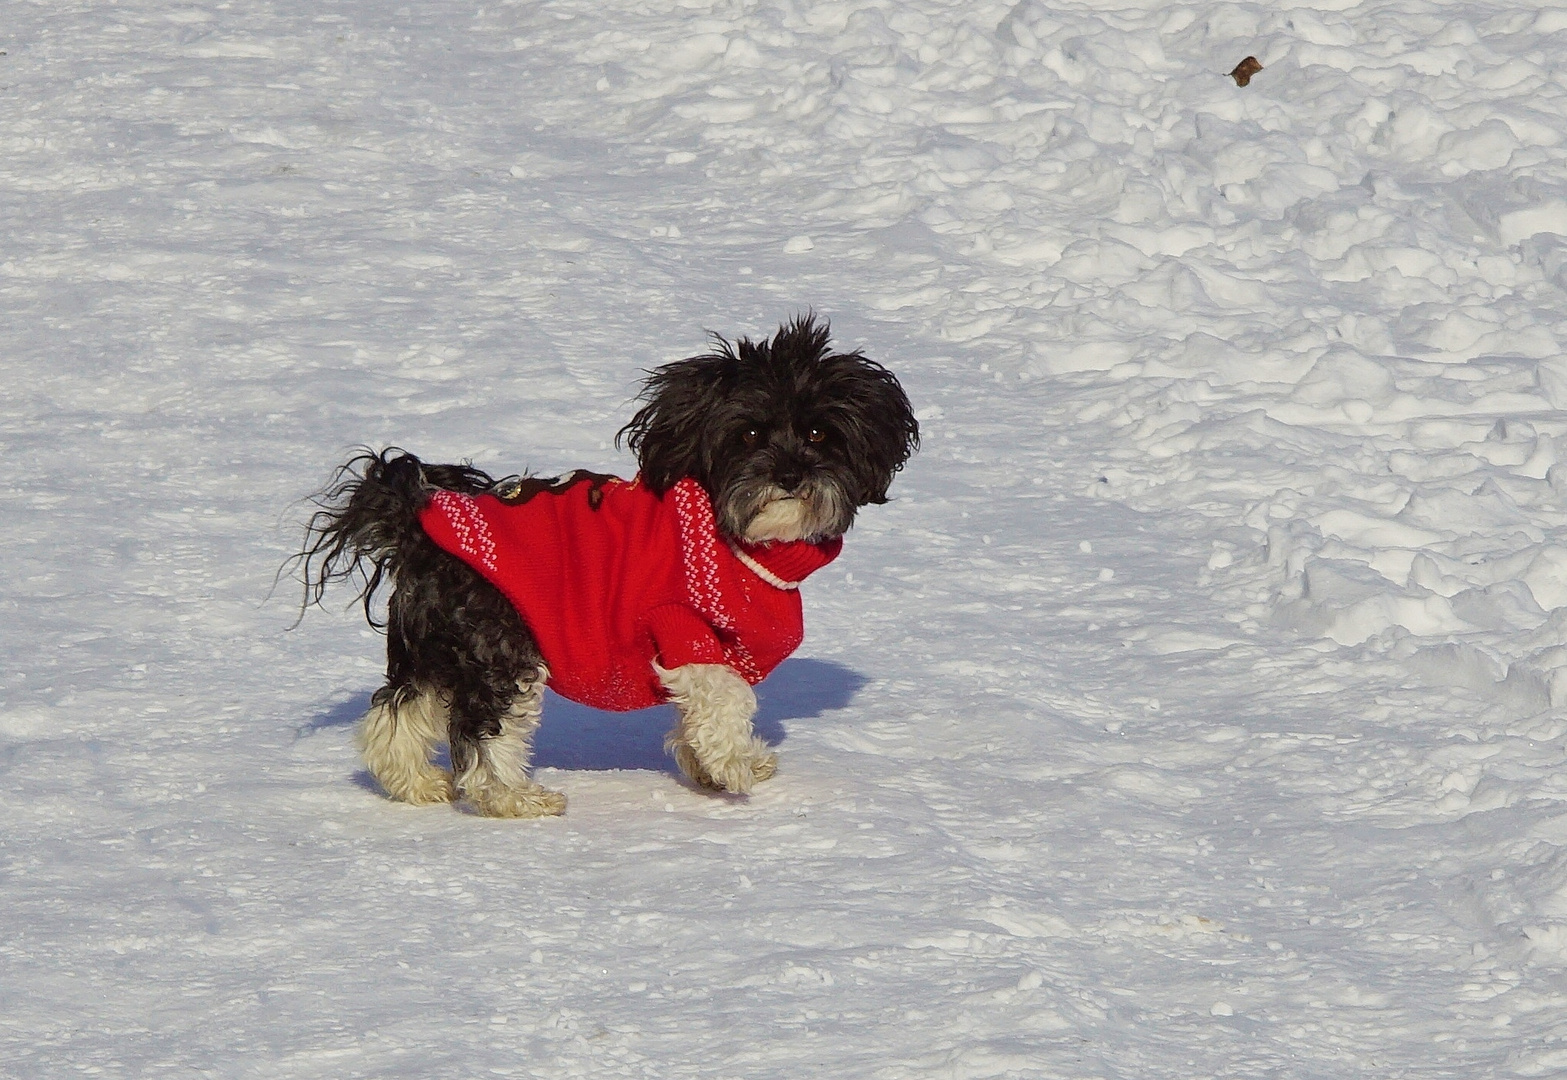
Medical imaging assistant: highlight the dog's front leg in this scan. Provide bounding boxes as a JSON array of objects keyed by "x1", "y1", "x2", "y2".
[{"x1": 657, "y1": 663, "x2": 776, "y2": 794}]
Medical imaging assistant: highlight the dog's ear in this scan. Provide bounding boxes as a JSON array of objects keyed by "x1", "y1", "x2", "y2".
[
  {"x1": 827, "y1": 353, "x2": 920, "y2": 504},
  {"x1": 763, "y1": 315, "x2": 918, "y2": 503},
  {"x1": 618, "y1": 341, "x2": 737, "y2": 493}
]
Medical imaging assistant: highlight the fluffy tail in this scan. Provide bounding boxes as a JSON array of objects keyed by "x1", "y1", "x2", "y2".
[{"x1": 293, "y1": 448, "x2": 495, "y2": 627}]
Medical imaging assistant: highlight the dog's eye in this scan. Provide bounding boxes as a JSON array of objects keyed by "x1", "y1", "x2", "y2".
[
  {"x1": 807, "y1": 428, "x2": 827, "y2": 444},
  {"x1": 742, "y1": 427, "x2": 762, "y2": 448}
]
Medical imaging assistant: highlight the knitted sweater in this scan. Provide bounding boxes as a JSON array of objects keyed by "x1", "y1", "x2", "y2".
[{"x1": 417, "y1": 474, "x2": 842, "y2": 712}]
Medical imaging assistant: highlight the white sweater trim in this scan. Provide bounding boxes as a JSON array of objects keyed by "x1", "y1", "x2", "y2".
[{"x1": 726, "y1": 543, "x2": 800, "y2": 590}]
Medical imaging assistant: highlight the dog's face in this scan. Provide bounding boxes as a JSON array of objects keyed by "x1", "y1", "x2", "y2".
[{"x1": 620, "y1": 315, "x2": 919, "y2": 543}]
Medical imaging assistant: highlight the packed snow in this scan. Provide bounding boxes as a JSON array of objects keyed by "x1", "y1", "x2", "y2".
[{"x1": 5, "y1": 0, "x2": 1567, "y2": 1074}]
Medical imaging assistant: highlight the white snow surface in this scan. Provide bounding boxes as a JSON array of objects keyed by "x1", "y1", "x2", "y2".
[{"x1": 7, "y1": 0, "x2": 1567, "y2": 1074}]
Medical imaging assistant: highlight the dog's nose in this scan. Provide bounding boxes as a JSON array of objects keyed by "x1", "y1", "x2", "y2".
[{"x1": 775, "y1": 466, "x2": 805, "y2": 492}]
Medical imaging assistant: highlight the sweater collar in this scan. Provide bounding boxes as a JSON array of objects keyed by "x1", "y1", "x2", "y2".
[{"x1": 731, "y1": 535, "x2": 843, "y2": 588}]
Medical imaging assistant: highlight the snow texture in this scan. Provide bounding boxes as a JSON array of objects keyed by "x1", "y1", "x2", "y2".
[{"x1": 5, "y1": 0, "x2": 1567, "y2": 1075}]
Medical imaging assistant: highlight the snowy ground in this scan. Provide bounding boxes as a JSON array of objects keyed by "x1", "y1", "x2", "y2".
[{"x1": 6, "y1": 0, "x2": 1567, "y2": 1075}]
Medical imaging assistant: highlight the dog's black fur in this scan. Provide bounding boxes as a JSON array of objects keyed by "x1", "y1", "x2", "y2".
[{"x1": 296, "y1": 315, "x2": 917, "y2": 792}]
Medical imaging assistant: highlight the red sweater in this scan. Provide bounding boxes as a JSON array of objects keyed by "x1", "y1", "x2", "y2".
[{"x1": 417, "y1": 474, "x2": 842, "y2": 711}]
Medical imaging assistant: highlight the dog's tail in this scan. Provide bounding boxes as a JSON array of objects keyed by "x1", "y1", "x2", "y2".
[{"x1": 292, "y1": 448, "x2": 495, "y2": 627}]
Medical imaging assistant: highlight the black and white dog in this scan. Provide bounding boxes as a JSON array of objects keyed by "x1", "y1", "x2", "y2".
[{"x1": 298, "y1": 316, "x2": 917, "y2": 816}]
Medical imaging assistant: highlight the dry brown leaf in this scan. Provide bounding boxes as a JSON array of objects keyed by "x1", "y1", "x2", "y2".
[{"x1": 1230, "y1": 56, "x2": 1263, "y2": 87}]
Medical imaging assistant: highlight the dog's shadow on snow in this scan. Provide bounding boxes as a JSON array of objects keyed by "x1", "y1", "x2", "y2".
[
  {"x1": 302, "y1": 694, "x2": 374, "y2": 734},
  {"x1": 299, "y1": 692, "x2": 386, "y2": 795},
  {"x1": 535, "y1": 657, "x2": 865, "y2": 773},
  {"x1": 310, "y1": 659, "x2": 865, "y2": 779}
]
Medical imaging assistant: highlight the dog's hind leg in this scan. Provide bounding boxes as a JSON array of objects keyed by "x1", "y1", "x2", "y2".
[
  {"x1": 659, "y1": 663, "x2": 777, "y2": 795},
  {"x1": 449, "y1": 670, "x2": 566, "y2": 819},
  {"x1": 357, "y1": 685, "x2": 456, "y2": 805}
]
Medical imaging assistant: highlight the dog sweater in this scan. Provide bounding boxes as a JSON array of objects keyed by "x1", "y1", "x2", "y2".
[{"x1": 417, "y1": 474, "x2": 842, "y2": 712}]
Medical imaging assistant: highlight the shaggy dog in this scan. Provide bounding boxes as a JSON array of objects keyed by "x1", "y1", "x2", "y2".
[{"x1": 297, "y1": 316, "x2": 918, "y2": 817}]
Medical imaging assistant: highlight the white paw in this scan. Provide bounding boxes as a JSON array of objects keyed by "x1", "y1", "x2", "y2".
[
  {"x1": 467, "y1": 783, "x2": 566, "y2": 819},
  {"x1": 679, "y1": 737, "x2": 777, "y2": 795}
]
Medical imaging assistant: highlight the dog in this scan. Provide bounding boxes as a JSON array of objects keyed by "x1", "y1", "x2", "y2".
[{"x1": 296, "y1": 315, "x2": 918, "y2": 817}]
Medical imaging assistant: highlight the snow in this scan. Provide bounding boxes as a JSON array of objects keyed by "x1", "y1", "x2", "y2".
[{"x1": 5, "y1": 0, "x2": 1567, "y2": 1074}]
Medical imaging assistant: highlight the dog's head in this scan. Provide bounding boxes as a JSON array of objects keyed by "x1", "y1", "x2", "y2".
[{"x1": 619, "y1": 315, "x2": 919, "y2": 543}]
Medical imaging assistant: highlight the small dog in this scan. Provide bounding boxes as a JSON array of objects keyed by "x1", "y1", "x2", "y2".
[{"x1": 297, "y1": 315, "x2": 918, "y2": 817}]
